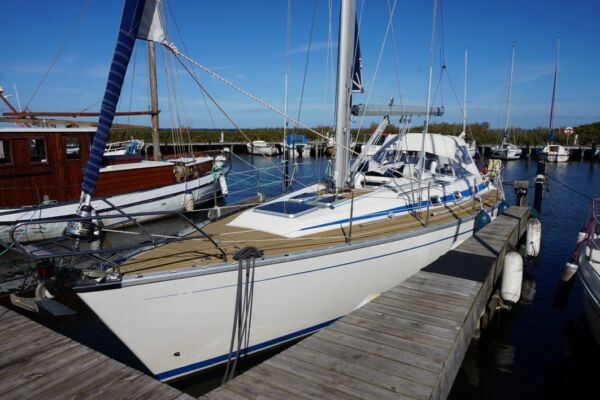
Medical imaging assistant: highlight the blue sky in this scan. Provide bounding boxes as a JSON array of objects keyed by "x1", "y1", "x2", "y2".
[{"x1": 1, "y1": 0, "x2": 599, "y2": 130}]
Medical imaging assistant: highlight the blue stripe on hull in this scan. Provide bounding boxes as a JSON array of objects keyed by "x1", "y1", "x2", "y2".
[{"x1": 155, "y1": 318, "x2": 340, "y2": 381}]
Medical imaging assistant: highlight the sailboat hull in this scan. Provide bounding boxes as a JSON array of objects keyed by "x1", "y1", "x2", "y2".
[
  {"x1": 76, "y1": 210, "x2": 494, "y2": 382},
  {"x1": 0, "y1": 174, "x2": 218, "y2": 243}
]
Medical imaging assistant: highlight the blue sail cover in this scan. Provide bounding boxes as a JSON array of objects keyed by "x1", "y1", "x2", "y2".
[
  {"x1": 81, "y1": 0, "x2": 146, "y2": 195},
  {"x1": 547, "y1": 129, "x2": 555, "y2": 143},
  {"x1": 285, "y1": 133, "x2": 308, "y2": 145}
]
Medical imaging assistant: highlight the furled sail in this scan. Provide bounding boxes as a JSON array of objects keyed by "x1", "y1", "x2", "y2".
[
  {"x1": 81, "y1": 0, "x2": 163, "y2": 196},
  {"x1": 138, "y1": 0, "x2": 166, "y2": 43},
  {"x1": 352, "y1": 18, "x2": 363, "y2": 93}
]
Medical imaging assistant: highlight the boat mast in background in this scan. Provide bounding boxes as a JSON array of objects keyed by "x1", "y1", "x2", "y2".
[
  {"x1": 547, "y1": 37, "x2": 560, "y2": 143},
  {"x1": 147, "y1": 41, "x2": 161, "y2": 161},
  {"x1": 503, "y1": 43, "x2": 515, "y2": 143},
  {"x1": 461, "y1": 48, "x2": 468, "y2": 136}
]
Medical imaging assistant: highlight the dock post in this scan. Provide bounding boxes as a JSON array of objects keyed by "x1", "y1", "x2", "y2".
[
  {"x1": 533, "y1": 160, "x2": 546, "y2": 215},
  {"x1": 513, "y1": 180, "x2": 529, "y2": 207}
]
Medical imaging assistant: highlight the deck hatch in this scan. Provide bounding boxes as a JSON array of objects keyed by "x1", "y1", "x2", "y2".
[{"x1": 254, "y1": 201, "x2": 318, "y2": 218}]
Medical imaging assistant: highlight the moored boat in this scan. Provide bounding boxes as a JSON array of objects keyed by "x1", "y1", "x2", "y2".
[
  {"x1": 540, "y1": 38, "x2": 569, "y2": 163},
  {"x1": 19, "y1": 0, "x2": 505, "y2": 383},
  {"x1": 284, "y1": 133, "x2": 312, "y2": 157},
  {"x1": 246, "y1": 140, "x2": 279, "y2": 156},
  {"x1": 0, "y1": 125, "x2": 226, "y2": 244},
  {"x1": 539, "y1": 143, "x2": 569, "y2": 162},
  {"x1": 577, "y1": 198, "x2": 600, "y2": 346},
  {"x1": 490, "y1": 45, "x2": 522, "y2": 161}
]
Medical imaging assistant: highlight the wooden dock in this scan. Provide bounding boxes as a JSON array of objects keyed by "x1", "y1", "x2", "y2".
[
  {"x1": 0, "y1": 305, "x2": 193, "y2": 400},
  {"x1": 204, "y1": 206, "x2": 529, "y2": 400}
]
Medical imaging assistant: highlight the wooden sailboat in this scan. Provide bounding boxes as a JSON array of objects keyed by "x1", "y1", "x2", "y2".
[
  {"x1": 0, "y1": 33, "x2": 228, "y2": 245},
  {"x1": 26, "y1": 0, "x2": 503, "y2": 382}
]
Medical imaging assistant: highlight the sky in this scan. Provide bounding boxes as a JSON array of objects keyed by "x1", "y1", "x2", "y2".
[{"x1": 1, "y1": 0, "x2": 599, "y2": 131}]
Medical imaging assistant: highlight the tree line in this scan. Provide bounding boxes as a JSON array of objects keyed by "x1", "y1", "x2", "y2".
[{"x1": 110, "y1": 121, "x2": 600, "y2": 146}]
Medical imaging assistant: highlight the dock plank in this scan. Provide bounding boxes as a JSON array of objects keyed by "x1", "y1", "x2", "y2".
[
  {"x1": 0, "y1": 305, "x2": 193, "y2": 400},
  {"x1": 269, "y1": 352, "x2": 403, "y2": 400}
]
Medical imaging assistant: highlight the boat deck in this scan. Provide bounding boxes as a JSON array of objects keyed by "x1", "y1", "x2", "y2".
[{"x1": 119, "y1": 189, "x2": 500, "y2": 276}]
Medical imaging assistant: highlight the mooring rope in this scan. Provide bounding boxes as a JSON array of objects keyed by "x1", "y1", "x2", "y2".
[{"x1": 222, "y1": 246, "x2": 263, "y2": 383}]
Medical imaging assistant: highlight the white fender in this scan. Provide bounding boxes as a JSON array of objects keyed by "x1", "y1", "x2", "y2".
[
  {"x1": 501, "y1": 251, "x2": 523, "y2": 304},
  {"x1": 184, "y1": 191, "x2": 194, "y2": 212},
  {"x1": 219, "y1": 174, "x2": 228, "y2": 195},
  {"x1": 561, "y1": 262, "x2": 579, "y2": 282},
  {"x1": 526, "y1": 218, "x2": 542, "y2": 257}
]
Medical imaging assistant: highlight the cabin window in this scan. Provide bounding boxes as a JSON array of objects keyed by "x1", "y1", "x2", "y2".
[
  {"x1": 29, "y1": 138, "x2": 47, "y2": 163},
  {"x1": 65, "y1": 137, "x2": 82, "y2": 159},
  {"x1": 456, "y1": 146, "x2": 473, "y2": 165},
  {"x1": 430, "y1": 195, "x2": 441, "y2": 205},
  {"x1": 0, "y1": 140, "x2": 11, "y2": 164}
]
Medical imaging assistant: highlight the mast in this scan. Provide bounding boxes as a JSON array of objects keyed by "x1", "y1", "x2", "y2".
[
  {"x1": 283, "y1": 0, "x2": 291, "y2": 190},
  {"x1": 147, "y1": 41, "x2": 161, "y2": 161},
  {"x1": 548, "y1": 37, "x2": 560, "y2": 143},
  {"x1": 503, "y1": 44, "x2": 515, "y2": 143},
  {"x1": 333, "y1": 0, "x2": 356, "y2": 191},
  {"x1": 461, "y1": 49, "x2": 468, "y2": 135}
]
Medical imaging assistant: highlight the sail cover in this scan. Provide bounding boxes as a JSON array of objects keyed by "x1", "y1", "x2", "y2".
[
  {"x1": 352, "y1": 19, "x2": 363, "y2": 93},
  {"x1": 82, "y1": 0, "x2": 159, "y2": 195},
  {"x1": 138, "y1": 0, "x2": 166, "y2": 43}
]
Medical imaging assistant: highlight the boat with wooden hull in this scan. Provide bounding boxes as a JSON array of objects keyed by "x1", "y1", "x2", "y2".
[{"x1": 0, "y1": 127, "x2": 224, "y2": 244}]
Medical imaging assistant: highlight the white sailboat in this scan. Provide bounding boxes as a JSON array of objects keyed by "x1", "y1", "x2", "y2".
[
  {"x1": 540, "y1": 38, "x2": 569, "y2": 163},
  {"x1": 490, "y1": 44, "x2": 522, "y2": 161},
  {"x1": 577, "y1": 198, "x2": 600, "y2": 346},
  {"x1": 30, "y1": 0, "x2": 504, "y2": 382},
  {"x1": 246, "y1": 140, "x2": 280, "y2": 156}
]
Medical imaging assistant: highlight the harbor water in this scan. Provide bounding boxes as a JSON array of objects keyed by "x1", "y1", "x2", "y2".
[{"x1": 1, "y1": 153, "x2": 599, "y2": 398}]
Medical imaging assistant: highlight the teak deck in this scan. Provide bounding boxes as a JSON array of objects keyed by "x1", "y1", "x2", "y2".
[
  {"x1": 120, "y1": 189, "x2": 500, "y2": 275},
  {"x1": 203, "y1": 206, "x2": 529, "y2": 400},
  {"x1": 0, "y1": 305, "x2": 193, "y2": 400}
]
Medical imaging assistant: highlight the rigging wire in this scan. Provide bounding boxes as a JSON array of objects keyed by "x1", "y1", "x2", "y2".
[
  {"x1": 162, "y1": 43, "x2": 357, "y2": 154},
  {"x1": 293, "y1": 0, "x2": 318, "y2": 128},
  {"x1": 387, "y1": 0, "x2": 405, "y2": 110},
  {"x1": 354, "y1": 0, "x2": 398, "y2": 144},
  {"x1": 165, "y1": 0, "x2": 217, "y2": 129},
  {"x1": 125, "y1": 45, "x2": 139, "y2": 126},
  {"x1": 24, "y1": 0, "x2": 93, "y2": 110}
]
